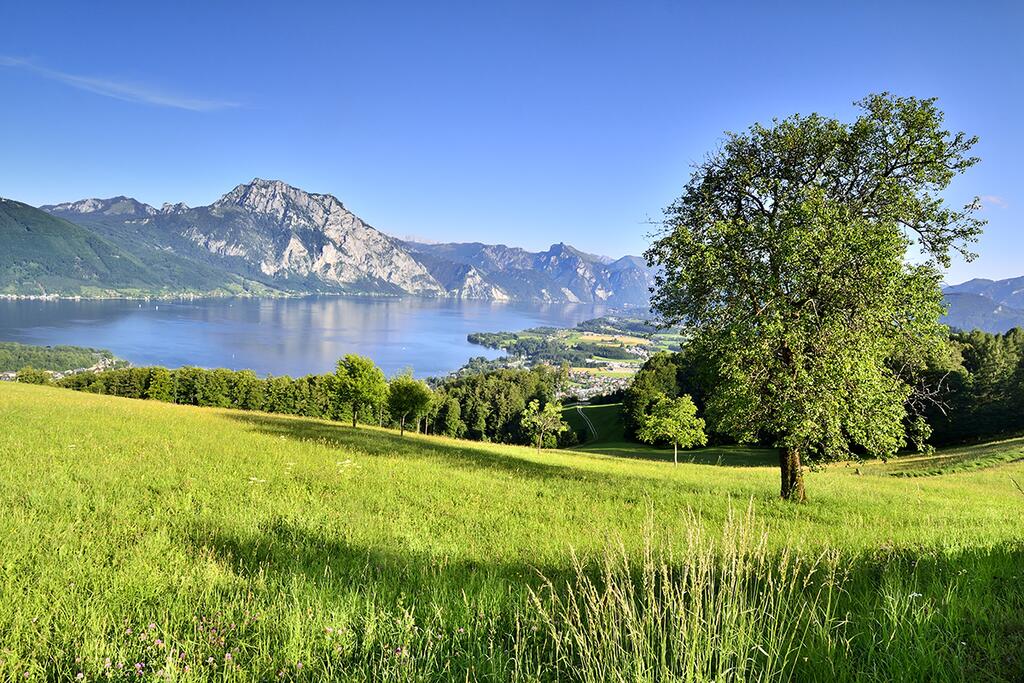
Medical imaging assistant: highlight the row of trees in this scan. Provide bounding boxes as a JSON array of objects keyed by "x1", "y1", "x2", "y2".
[
  {"x1": 47, "y1": 354, "x2": 571, "y2": 449},
  {"x1": 57, "y1": 366, "x2": 342, "y2": 418},
  {"x1": 622, "y1": 326, "x2": 1024, "y2": 469}
]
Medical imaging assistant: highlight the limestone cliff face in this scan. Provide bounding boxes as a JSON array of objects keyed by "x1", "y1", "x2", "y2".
[
  {"x1": 177, "y1": 179, "x2": 446, "y2": 295},
  {"x1": 42, "y1": 178, "x2": 655, "y2": 304}
]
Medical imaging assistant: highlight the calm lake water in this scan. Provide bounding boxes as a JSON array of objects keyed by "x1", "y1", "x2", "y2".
[{"x1": 0, "y1": 297, "x2": 610, "y2": 377}]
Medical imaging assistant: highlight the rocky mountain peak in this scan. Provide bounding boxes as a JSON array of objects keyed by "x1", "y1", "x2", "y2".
[
  {"x1": 43, "y1": 196, "x2": 158, "y2": 217},
  {"x1": 544, "y1": 242, "x2": 609, "y2": 263},
  {"x1": 212, "y1": 178, "x2": 346, "y2": 223},
  {"x1": 161, "y1": 202, "x2": 191, "y2": 214}
]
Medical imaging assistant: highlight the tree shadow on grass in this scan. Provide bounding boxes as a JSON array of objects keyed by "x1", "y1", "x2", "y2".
[
  {"x1": 220, "y1": 410, "x2": 616, "y2": 485},
  {"x1": 575, "y1": 442, "x2": 778, "y2": 468},
  {"x1": 180, "y1": 514, "x2": 569, "y2": 603}
]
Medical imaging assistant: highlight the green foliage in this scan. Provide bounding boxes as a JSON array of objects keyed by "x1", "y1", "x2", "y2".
[
  {"x1": 52, "y1": 359, "x2": 568, "y2": 447},
  {"x1": 437, "y1": 396, "x2": 466, "y2": 438},
  {"x1": 623, "y1": 353, "x2": 682, "y2": 437},
  {"x1": 917, "y1": 328, "x2": 1024, "y2": 443},
  {"x1": 57, "y1": 365, "x2": 341, "y2": 423},
  {"x1": 14, "y1": 366, "x2": 52, "y2": 385},
  {"x1": 0, "y1": 341, "x2": 114, "y2": 373},
  {"x1": 646, "y1": 93, "x2": 983, "y2": 497},
  {"x1": 623, "y1": 349, "x2": 714, "y2": 441},
  {"x1": 636, "y1": 394, "x2": 707, "y2": 464},
  {"x1": 145, "y1": 367, "x2": 175, "y2": 402},
  {"x1": 521, "y1": 399, "x2": 568, "y2": 451},
  {"x1": 335, "y1": 354, "x2": 388, "y2": 428},
  {"x1": 227, "y1": 369, "x2": 264, "y2": 410},
  {"x1": 434, "y1": 366, "x2": 560, "y2": 444},
  {"x1": 387, "y1": 372, "x2": 433, "y2": 435}
]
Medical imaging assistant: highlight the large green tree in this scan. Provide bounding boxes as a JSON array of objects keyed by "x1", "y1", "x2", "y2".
[
  {"x1": 646, "y1": 93, "x2": 984, "y2": 500},
  {"x1": 335, "y1": 354, "x2": 388, "y2": 428}
]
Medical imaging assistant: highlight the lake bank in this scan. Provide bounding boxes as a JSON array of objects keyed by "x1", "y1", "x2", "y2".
[{"x1": 0, "y1": 296, "x2": 611, "y2": 378}]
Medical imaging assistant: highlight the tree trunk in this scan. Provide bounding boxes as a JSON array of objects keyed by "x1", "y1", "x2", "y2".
[
  {"x1": 673, "y1": 442, "x2": 678, "y2": 466},
  {"x1": 352, "y1": 405, "x2": 358, "y2": 428},
  {"x1": 779, "y1": 447, "x2": 806, "y2": 502},
  {"x1": 400, "y1": 416, "x2": 405, "y2": 436}
]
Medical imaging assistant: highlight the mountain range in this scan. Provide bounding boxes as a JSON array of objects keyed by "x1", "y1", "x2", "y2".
[
  {"x1": 4, "y1": 177, "x2": 1023, "y2": 332},
  {"x1": 941, "y1": 279, "x2": 1024, "y2": 333},
  {"x1": 0, "y1": 178, "x2": 656, "y2": 305}
]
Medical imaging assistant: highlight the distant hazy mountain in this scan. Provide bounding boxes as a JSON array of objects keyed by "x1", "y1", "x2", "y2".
[
  {"x1": 943, "y1": 276, "x2": 1024, "y2": 310},
  {"x1": 403, "y1": 240, "x2": 655, "y2": 304},
  {"x1": 33, "y1": 179, "x2": 655, "y2": 304},
  {"x1": 942, "y1": 283, "x2": 1024, "y2": 334}
]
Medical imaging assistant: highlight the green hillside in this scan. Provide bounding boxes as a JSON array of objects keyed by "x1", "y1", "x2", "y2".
[
  {"x1": 1, "y1": 382, "x2": 1022, "y2": 680},
  {"x1": 0, "y1": 199, "x2": 269, "y2": 297},
  {"x1": 0, "y1": 198, "x2": 155, "y2": 296},
  {"x1": 564, "y1": 403, "x2": 780, "y2": 466},
  {"x1": 563, "y1": 402, "x2": 626, "y2": 444}
]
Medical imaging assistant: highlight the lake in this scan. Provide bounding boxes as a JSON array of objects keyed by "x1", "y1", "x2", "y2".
[{"x1": 0, "y1": 297, "x2": 610, "y2": 377}]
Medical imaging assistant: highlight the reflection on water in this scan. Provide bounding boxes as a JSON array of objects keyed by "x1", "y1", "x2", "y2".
[{"x1": 0, "y1": 297, "x2": 609, "y2": 377}]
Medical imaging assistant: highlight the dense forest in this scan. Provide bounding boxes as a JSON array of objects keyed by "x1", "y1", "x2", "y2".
[{"x1": 0, "y1": 341, "x2": 115, "y2": 373}]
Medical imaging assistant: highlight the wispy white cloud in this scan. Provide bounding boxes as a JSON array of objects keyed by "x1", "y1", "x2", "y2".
[
  {"x1": 980, "y1": 194, "x2": 1008, "y2": 209},
  {"x1": 0, "y1": 56, "x2": 239, "y2": 112}
]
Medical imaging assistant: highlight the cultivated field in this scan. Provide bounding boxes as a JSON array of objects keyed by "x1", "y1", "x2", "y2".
[{"x1": 1, "y1": 383, "x2": 1022, "y2": 681}]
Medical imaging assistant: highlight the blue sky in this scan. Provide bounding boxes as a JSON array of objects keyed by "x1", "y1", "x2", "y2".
[{"x1": 1, "y1": 1, "x2": 1020, "y2": 283}]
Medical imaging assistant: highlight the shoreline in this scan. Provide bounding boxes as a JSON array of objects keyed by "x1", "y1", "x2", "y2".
[
  {"x1": 0, "y1": 290, "x2": 410, "y2": 303},
  {"x1": 0, "y1": 291, "x2": 635, "y2": 307}
]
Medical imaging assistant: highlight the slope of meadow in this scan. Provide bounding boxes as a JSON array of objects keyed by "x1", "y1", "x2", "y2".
[{"x1": 1, "y1": 383, "x2": 1022, "y2": 681}]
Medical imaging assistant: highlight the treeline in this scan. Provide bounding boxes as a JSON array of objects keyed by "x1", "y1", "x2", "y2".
[
  {"x1": 0, "y1": 341, "x2": 115, "y2": 373},
  {"x1": 467, "y1": 333, "x2": 635, "y2": 365},
  {"x1": 57, "y1": 366, "x2": 342, "y2": 419},
  {"x1": 623, "y1": 348, "x2": 716, "y2": 442},
  {"x1": 48, "y1": 359, "x2": 575, "y2": 448},
  {"x1": 922, "y1": 329, "x2": 1024, "y2": 444},
  {"x1": 622, "y1": 329, "x2": 1024, "y2": 449},
  {"x1": 574, "y1": 317, "x2": 658, "y2": 336}
]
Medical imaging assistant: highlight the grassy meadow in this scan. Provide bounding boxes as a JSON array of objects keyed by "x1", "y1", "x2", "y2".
[{"x1": 1, "y1": 383, "x2": 1023, "y2": 681}]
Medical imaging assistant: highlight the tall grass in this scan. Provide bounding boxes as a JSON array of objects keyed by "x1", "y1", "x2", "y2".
[
  {"x1": 524, "y1": 504, "x2": 1024, "y2": 682},
  {"x1": 529, "y1": 504, "x2": 835, "y2": 681}
]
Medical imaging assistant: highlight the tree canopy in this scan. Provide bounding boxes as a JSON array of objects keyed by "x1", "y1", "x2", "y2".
[
  {"x1": 521, "y1": 399, "x2": 568, "y2": 451},
  {"x1": 646, "y1": 93, "x2": 984, "y2": 500},
  {"x1": 636, "y1": 394, "x2": 707, "y2": 465},
  {"x1": 335, "y1": 354, "x2": 388, "y2": 428},
  {"x1": 387, "y1": 372, "x2": 433, "y2": 435}
]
